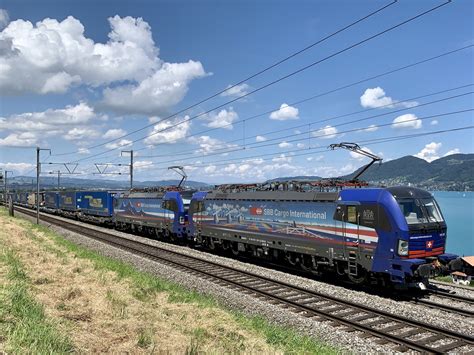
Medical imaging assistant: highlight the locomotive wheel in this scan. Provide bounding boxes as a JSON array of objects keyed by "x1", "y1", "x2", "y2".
[
  {"x1": 231, "y1": 242, "x2": 239, "y2": 256},
  {"x1": 286, "y1": 252, "x2": 298, "y2": 267}
]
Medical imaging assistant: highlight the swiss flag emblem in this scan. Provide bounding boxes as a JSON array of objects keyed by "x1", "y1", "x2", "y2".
[
  {"x1": 426, "y1": 240, "x2": 434, "y2": 249},
  {"x1": 250, "y1": 207, "x2": 263, "y2": 215}
]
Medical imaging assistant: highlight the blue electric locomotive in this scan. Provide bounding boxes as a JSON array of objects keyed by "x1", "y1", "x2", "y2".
[
  {"x1": 188, "y1": 184, "x2": 457, "y2": 288},
  {"x1": 113, "y1": 190, "x2": 187, "y2": 240}
]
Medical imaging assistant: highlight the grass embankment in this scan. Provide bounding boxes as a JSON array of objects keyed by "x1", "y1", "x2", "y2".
[
  {"x1": 433, "y1": 276, "x2": 474, "y2": 287},
  {"x1": 0, "y1": 208, "x2": 338, "y2": 354}
]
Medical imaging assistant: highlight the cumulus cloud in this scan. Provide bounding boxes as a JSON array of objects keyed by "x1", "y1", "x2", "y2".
[
  {"x1": 272, "y1": 154, "x2": 292, "y2": 163},
  {"x1": 415, "y1": 142, "x2": 442, "y2": 162},
  {"x1": 269, "y1": 103, "x2": 299, "y2": 121},
  {"x1": 0, "y1": 9, "x2": 10, "y2": 29},
  {"x1": 349, "y1": 146, "x2": 375, "y2": 160},
  {"x1": 0, "y1": 162, "x2": 34, "y2": 174},
  {"x1": 278, "y1": 141, "x2": 293, "y2": 148},
  {"x1": 0, "y1": 102, "x2": 107, "y2": 147},
  {"x1": 392, "y1": 113, "x2": 422, "y2": 129},
  {"x1": 189, "y1": 135, "x2": 238, "y2": 155},
  {"x1": 100, "y1": 60, "x2": 206, "y2": 115},
  {"x1": 1, "y1": 15, "x2": 207, "y2": 116},
  {"x1": 0, "y1": 132, "x2": 37, "y2": 147},
  {"x1": 220, "y1": 83, "x2": 251, "y2": 98},
  {"x1": 105, "y1": 139, "x2": 132, "y2": 150},
  {"x1": 65, "y1": 127, "x2": 100, "y2": 141},
  {"x1": 255, "y1": 135, "x2": 267, "y2": 142},
  {"x1": 103, "y1": 128, "x2": 127, "y2": 139},
  {"x1": 200, "y1": 108, "x2": 238, "y2": 130},
  {"x1": 204, "y1": 165, "x2": 217, "y2": 174},
  {"x1": 144, "y1": 117, "x2": 191, "y2": 146},
  {"x1": 0, "y1": 102, "x2": 98, "y2": 132},
  {"x1": 443, "y1": 148, "x2": 460, "y2": 157},
  {"x1": 358, "y1": 124, "x2": 378, "y2": 133},
  {"x1": 431, "y1": 120, "x2": 439, "y2": 125},
  {"x1": 0, "y1": 15, "x2": 160, "y2": 94},
  {"x1": 78, "y1": 147, "x2": 90, "y2": 154},
  {"x1": 312, "y1": 125, "x2": 338, "y2": 139},
  {"x1": 360, "y1": 87, "x2": 418, "y2": 109},
  {"x1": 134, "y1": 160, "x2": 153, "y2": 170}
]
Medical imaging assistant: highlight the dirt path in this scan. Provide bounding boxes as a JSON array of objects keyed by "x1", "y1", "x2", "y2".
[{"x1": 0, "y1": 212, "x2": 282, "y2": 353}]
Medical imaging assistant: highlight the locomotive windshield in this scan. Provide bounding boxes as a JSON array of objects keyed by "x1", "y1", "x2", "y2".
[{"x1": 396, "y1": 197, "x2": 444, "y2": 225}]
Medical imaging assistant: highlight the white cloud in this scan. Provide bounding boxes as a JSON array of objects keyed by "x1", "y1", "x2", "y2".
[
  {"x1": 0, "y1": 102, "x2": 98, "y2": 132},
  {"x1": 204, "y1": 165, "x2": 217, "y2": 174},
  {"x1": 296, "y1": 143, "x2": 305, "y2": 148},
  {"x1": 201, "y1": 108, "x2": 238, "y2": 130},
  {"x1": 78, "y1": 147, "x2": 90, "y2": 154},
  {"x1": 0, "y1": 15, "x2": 160, "y2": 94},
  {"x1": 103, "y1": 128, "x2": 127, "y2": 139},
  {"x1": 189, "y1": 135, "x2": 238, "y2": 155},
  {"x1": 415, "y1": 142, "x2": 442, "y2": 162},
  {"x1": 64, "y1": 127, "x2": 99, "y2": 141},
  {"x1": 350, "y1": 146, "x2": 375, "y2": 160},
  {"x1": 360, "y1": 87, "x2": 418, "y2": 109},
  {"x1": 272, "y1": 154, "x2": 292, "y2": 163},
  {"x1": 392, "y1": 113, "x2": 422, "y2": 129},
  {"x1": 443, "y1": 148, "x2": 460, "y2": 157},
  {"x1": 278, "y1": 141, "x2": 293, "y2": 148},
  {"x1": 220, "y1": 83, "x2": 251, "y2": 98},
  {"x1": 0, "y1": 9, "x2": 10, "y2": 29},
  {"x1": 144, "y1": 117, "x2": 191, "y2": 146},
  {"x1": 101, "y1": 61, "x2": 206, "y2": 115},
  {"x1": 134, "y1": 160, "x2": 153, "y2": 170},
  {"x1": 0, "y1": 162, "x2": 33, "y2": 174},
  {"x1": 269, "y1": 103, "x2": 299, "y2": 121},
  {"x1": 431, "y1": 120, "x2": 439, "y2": 125},
  {"x1": 105, "y1": 139, "x2": 132, "y2": 149},
  {"x1": 0, "y1": 15, "x2": 207, "y2": 116},
  {"x1": 0, "y1": 132, "x2": 38, "y2": 147},
  {"x1": 312, "y1": 125, "x2": 338, "y2": 139},
  {"x1": 358, "y1": 124, "x2": 378, "y2": 132},
  {"x1": 255, "y1": 135, "x2": 267, "y2": 142}
]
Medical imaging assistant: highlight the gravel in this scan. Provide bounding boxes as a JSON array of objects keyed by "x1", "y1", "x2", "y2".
[{"x1": 18, "y1": 211, "x2": 474, "y2": 353}]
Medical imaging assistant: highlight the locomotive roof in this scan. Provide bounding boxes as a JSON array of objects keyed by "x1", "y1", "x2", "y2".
[
  {"x1": 204, "y1": 190, "x2": 339, "y2": 202},
  {"x1": 386, "y1": 186, "x2": 432, "y2": 199}
]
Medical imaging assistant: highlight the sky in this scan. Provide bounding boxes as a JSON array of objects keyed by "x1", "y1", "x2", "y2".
[{"x1": 0, "y1": 0, "x2": 473, "y2": 184}]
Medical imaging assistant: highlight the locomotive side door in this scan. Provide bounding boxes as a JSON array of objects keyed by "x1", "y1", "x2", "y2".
[{"x1": 334, "y1": 202, "x2": 361, "y2": 277}]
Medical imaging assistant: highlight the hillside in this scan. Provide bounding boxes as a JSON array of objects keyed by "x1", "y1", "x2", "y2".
[
  {"x1": 342, "y1": 153, "x2": 474, "y2": 191},
  {"x1": 4, "y1": 176, "x2": 210, "y2": 191}
]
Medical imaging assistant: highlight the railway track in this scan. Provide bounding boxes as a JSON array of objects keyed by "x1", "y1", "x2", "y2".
[{"x1": 11, "y1": 206, "x2": 474, "y2": 353}]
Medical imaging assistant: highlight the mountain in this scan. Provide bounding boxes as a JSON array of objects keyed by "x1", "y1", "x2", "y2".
[
  {"x1": 265, "y1": 154, "x2": 473, "y2": 191},
  {"x1": 266, "y1": 175, "x2": 322, "y2": 182},
  {"x1": 342, "y1": 153, "x2": 474, "y2": 191},
  {"x1": 3, "y1": 176, "x2": 210, "y2": 191}
]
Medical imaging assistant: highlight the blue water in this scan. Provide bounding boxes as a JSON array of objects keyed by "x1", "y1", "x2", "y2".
[{"x1": 431, "y1": 191, "x2": 474, "y2": 257}]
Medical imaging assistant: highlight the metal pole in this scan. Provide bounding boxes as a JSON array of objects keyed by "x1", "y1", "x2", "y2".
[
  {"x1": 4, "y1": 171, "x2": 12, "y2": 195},
  {"x1": 36, "y1": 147, "x2": 40, "y2": 224},
  {"x1": 57, "y1": 171, "x2": 60, "y2": 191},
  {"x1": 130, "y1": 149, "x2": 133, "y2": 191}
]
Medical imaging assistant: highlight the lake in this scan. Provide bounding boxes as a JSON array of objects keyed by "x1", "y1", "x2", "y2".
[{"x1": 431, "y1": 191, "x2": 474, "y2": 257}]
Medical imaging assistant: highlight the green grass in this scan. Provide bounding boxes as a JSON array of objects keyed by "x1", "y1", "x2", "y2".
[
  {"x1": 1, "y1": 207, "x2": 339, "y2": 354},
  {"x1": 0, "y1": 247, "x2": 73, "y2": 354}
]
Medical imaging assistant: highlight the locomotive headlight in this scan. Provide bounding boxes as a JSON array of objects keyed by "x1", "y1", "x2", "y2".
[{"x1": 398, "y1": 239, "x2": 409, "y2": 256}]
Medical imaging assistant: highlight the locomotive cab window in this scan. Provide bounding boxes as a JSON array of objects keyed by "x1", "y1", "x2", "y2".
[{"x1": 396, "y1": 197, "x2": 444, "y2": 225}]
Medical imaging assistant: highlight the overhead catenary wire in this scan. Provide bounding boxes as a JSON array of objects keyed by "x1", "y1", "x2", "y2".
[
  {"x1": 86, "y1": 45, "x2": 473, "y2": 166},
  {"x1": 139, "y1": 94, "x2": 474, "y2": 165},
  {"x1": 51, "y1": 1, "x2": 397, "y2": 158},
  {"x1": 69, "y1": 0, "x2": 452, "y2": 163},
  {"x1": 147, "y1": 125, "x2": 474, "y2": 172},
  {"x1": 147, "y1": 108, "x2": 474, "y2": 167},
  {"x1": 138, "y1": 84, "x2": 474, "y2": 159}
]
